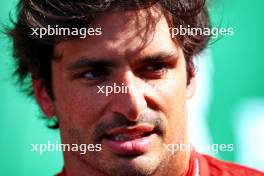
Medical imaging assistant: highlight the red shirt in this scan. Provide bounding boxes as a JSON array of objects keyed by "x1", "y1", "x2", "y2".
[
  {"x1": 57, "y1": 151, "x2": 264, "y2": 176},
  {"x1": 187, "y1": 151, "x2": 264, "y2": 176}
]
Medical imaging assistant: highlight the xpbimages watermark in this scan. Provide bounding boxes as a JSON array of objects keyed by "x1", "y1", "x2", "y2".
[
  {"x1": 157, "y1": 24, "x2": 234, "y2": 39},
  {"x1": 31, "y1": 141, "x2": 102, "y2": 155},
  {"x1": 30, "y1": 25, "x2": 102, "y2": 38},
  {"x1": 163, "y1": 142, "x2": 234, "y2": 155},
  {"x1": 97, "y1": 83, "x2": 169, "y2": 96},
  {"x1": 170, "y1": 25, "x2": 234, "y2": 38}
]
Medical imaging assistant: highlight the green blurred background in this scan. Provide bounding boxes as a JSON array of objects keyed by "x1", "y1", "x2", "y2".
[{"x1": 0, "y1": 0, "x2": 263, "y2": 175}]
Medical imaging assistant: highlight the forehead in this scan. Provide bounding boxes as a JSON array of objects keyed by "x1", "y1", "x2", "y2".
[{"x1": 55, "y1": 7, "x2": 179, "y2": 61}]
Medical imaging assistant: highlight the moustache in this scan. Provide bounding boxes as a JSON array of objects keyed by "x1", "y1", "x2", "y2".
[{"x1": 93, "y1": 113, "x2": 165, "y2": 143}]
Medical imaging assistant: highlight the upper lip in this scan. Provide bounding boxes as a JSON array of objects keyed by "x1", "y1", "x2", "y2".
[{"x1": 105, "y1": 124, "x2": 155, "y2": 137}]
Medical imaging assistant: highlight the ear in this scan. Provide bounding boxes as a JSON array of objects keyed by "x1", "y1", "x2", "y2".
[
  {"x1": 32, "y1": 79, "x2": 55, "y2": 117},
  {"x1": 186, "y1": 77, "x2": 195, "y2": 99}
]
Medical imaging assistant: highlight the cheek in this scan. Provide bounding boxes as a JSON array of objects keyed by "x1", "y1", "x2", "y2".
[
  {"x1": 52, "y1": 68, "x2": 107, "y2": 131},
  {"x1": 159, "y1": 70, "x2": 188, "y2": 142},
  {"x1": 162, "y1": 70, "x2": 188, "y2": 113},
  {"x1": 54, "y1": 83, "x2": 111, "y2": 145}
]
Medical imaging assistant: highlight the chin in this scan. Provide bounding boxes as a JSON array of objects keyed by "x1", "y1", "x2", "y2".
[{"x1": 99, "y1": 151, "x2": 163, "y2": 176}]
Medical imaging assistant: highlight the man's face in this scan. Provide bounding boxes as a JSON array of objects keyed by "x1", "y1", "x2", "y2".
[{"x1": 35, "y1": 8, "x2": 194, "y2": 176}]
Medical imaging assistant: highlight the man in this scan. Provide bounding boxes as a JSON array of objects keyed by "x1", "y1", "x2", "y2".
[{"x1": 8, "y1": 0, "x2": 264, "y2": 176}]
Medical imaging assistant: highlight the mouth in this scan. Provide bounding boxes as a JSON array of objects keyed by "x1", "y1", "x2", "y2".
[
  {"x1": 107, "y1": 132, "x2": 153, "y2": 141},
  {"x1": 102, "y1": 124, "x2": 159, "y2": 155}
]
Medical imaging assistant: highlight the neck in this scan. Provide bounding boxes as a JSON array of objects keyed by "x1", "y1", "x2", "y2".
[{"x1": 162, "y1": 150, "x2": 191, "y2": 176}]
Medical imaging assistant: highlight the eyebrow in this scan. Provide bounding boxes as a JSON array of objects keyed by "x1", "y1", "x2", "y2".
[
  {"x1": 137, "y1": 52, "x2": 178, "y2": 65},
  {"x1": 67, "y1": 52, "x2": 178, "y2": 71},
  {"x1": 67, "y1": 57, "x2": 119, "y2": 71}
]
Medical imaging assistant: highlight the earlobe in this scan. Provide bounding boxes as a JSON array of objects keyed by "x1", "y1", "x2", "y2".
[
  {"x1": 186, "y1": 77, "x2": 195, "y2": 99},
  {"x1": 32, "y1": 79, "x2": 55, "y2": 117}
]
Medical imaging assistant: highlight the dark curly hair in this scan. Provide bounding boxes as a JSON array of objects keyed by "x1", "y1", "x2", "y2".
[{"x1": 7, "y1": 0, "x2": 211, "y2": 128}]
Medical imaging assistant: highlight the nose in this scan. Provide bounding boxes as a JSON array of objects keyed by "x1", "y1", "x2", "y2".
[{"x1": 110, "y1": 71, "x2": 147, "y2": 121}]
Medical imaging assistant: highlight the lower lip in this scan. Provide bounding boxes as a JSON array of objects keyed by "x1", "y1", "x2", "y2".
[{"x1": 102, "y1": 133, "x2": 156, "y2": 155}]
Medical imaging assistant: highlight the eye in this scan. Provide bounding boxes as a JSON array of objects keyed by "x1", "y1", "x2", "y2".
[
  {"x1": 146, "y1": 62, "x2": 167, "y2": 72},
  {"x1": 139, "y1": 62, "x2": 170, "y2": 79},
  {"x1": 80, "y1": 67, "x2": 110, "y2": 80}
]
